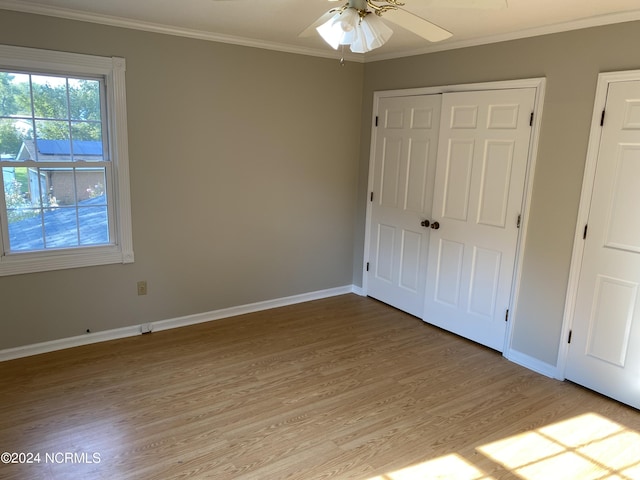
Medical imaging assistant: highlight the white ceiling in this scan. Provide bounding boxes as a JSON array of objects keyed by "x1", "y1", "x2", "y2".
[{"x1": 1, "y1": 0, "x2": 640, "y2": 62}]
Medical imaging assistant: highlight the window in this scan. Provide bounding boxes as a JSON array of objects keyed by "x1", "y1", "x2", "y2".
[{"x1": 0, "y1": 45, "x2": 133, "y2": 276}]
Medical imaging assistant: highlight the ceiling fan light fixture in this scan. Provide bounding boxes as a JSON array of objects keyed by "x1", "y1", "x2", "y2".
[
  {"x1": 316, "y1": 8, "x2": 359, "y2": 49},
  {"x1": 316, "y1": 6, "x2": 393, "y2": 54},
  {"x1": 352, "y1": 14, "x2": 393, "y2": 52},
  {"x1": 337, "y1": 7, "x2": 359, "y2": 32}
]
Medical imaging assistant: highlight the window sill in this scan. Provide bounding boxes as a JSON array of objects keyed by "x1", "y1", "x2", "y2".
[{"x1": 0, "y1": 246, "x2": 134, "y2": 276}]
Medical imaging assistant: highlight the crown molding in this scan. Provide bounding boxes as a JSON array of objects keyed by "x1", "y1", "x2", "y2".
[
  {"x1": 365, "y1": 8, "x2": 640, "y2": 61},
  {"x1": 1, "y1": 0, "x2": 639, "y2": 64},
  {"x1": 0, "y1": 0, "x2": 366, "y2": 63}
]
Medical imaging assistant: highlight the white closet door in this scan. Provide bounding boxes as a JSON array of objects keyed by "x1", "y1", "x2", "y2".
[
  {"x1": 367, "y1": 95, "x2": 441, "y2": 317},
  {"x1": 423, "y1": 88, "x2": 535, "y2": 351}
]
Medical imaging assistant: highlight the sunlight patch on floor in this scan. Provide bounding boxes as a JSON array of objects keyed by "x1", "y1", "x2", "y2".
[
  {"x1": 478, "y1": 413, "x2": 640, "y2": 479},
  {"x1": 368, "y1": 453, "x2": 494, "y2": 480},
  {"x1": 369, "y1": 413, "x2": 640, "y2": 480}
]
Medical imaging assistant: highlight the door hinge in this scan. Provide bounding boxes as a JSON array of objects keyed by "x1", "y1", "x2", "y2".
[
  {"x1": 583, "y1": 224, "x2": 588, "y2": 240},
  {"x1": 530, "y1": 112, "x2": 534, "y2": 127},
  {"x1": 505, "y1": 309, "x2": 509, "y2": 322},
  {"x1": 370, "y1": 191, "x2": 374, "y2": 202},
  {"x1": 516, "y1": 214, "x2": 521, "y2": 228},
  {"x1": 600, "y1": 110, "x2": 605, "y2": 126},
  {"x1": 568, "y1": 329, "x2": 573, "y2": 344},
  {"x1": 366, "y1": 262, "x2": 370, "y2": 272},
  {"x1": 375, "y1": 116, "x2": 379, "y2": 127}
]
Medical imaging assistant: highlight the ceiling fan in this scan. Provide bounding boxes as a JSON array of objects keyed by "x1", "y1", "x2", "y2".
[{"x1": 301, "y1": 0, "x2": 507, "y2": 54}]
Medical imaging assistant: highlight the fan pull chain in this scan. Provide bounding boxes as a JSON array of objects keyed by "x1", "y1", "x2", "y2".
[{"x1": 340, "y1": 45, "x2": 346, "y2": 66}]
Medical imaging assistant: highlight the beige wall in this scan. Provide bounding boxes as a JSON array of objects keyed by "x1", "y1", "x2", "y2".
[
  {"x1": 0, "y1": 11, "x2": 364, "y2": 350},
  {"x1": 3, "y1": 9, "x2": 640, "y2": 370},
  {"x1": 355, "y1": 21, "x2": 640, "y2": 366}
]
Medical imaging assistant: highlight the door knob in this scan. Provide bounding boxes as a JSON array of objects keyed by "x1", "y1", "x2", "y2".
[
  {"x1": 420, "y1": 220, "x2": 430, "y2": 228},
  {"x1": 430, "y1": 221, "x2": 440, "y2": 230}
]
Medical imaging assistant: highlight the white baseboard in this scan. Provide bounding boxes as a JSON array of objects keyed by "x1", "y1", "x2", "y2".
[
  {"x1": 0, "y1": 285, "x2": 356, "y2": 362},
  {"x1": 351, "y1": 285, "x2": 365, "y2": 296},
  {"x1": 504, "y1": 349, "x2": 562, "y2": 380}
]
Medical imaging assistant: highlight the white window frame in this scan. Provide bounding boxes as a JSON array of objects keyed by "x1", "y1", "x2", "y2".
[{"x1": 0, "y1": 45, "x2": 133, "y2": 276}]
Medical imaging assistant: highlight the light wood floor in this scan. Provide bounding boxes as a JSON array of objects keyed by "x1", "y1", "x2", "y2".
[{"x1": 1, "y1": 294, "x2": 639, "y2": 480}]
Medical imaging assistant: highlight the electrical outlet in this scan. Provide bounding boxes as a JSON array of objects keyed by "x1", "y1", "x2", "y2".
[{"x1": 137, "y1": 280, "x2": 147, "y2": 296}]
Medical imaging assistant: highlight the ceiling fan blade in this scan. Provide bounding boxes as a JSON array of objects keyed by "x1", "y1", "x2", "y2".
[
  {"x1": 428, "y1": 0, "x2": 507, "y2": 9},
  {"x1": 384, "y1": 9, "x2": 452, "y2": 43},
  {"x1": 298, "y1": 10, "x2": 335, "y2": 37}
]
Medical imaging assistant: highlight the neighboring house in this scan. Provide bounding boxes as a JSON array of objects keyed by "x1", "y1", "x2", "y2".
[{"x1": 16, "y1": 139, "x2": 104, "y2": 205}]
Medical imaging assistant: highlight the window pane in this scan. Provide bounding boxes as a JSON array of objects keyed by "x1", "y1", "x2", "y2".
[
  {"x1": 76, "y1": 168, "x2": 106, "y2": 204},
  {"x1": 3, "y1": 165, "x2": 44, "y2": 208},
  {"x1": 77, "y1": 167, "x2": 110, "y2": 246},
  {"x1": 71, "y1": 123, "x2": 104, "y2": 162},
  {"x1": 4, "y1": 166, "x2": 44, "y2": 251},
  {"x1": 43, "y1": 206, "x2": 79, "y2": 248},
  {"x1": 4, "y1": 166, "x2": 34, "y2": 210},
  {"x1": 71, "y1": 121, "x2": 102, "y2": 142},
  {"x1": 79, "y1": 206, "x2": 109, "y2": 246},
  {"x1": 0, "y1": 118, "x2": 32, "y2": 160},
  {"x1": 36, "y1": 119, "x2": 70, "y2": 140},
  {"x1": 8, "y1": 213, "x2": 45, "y2": 251},
  {"x1": 48, "y1": 168, "x2": 76, "y2": 205},
  {"x1": 69, "y1": 79, "x2": 101, "y2": 121},
  {"x1": 0, "y1": 72, "x2": 31, "y2": 118},
  {"x1": 31, "y1": 75, "x2": 68, "y2": 119}
]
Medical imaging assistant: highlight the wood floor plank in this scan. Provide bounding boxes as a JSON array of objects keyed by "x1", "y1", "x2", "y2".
[{"x1": 1, "y1": 294, "x2": 639, "y2": 479}]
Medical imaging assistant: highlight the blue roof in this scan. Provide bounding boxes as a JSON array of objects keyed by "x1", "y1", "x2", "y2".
[
  {"x1": 37, "y1": 140, "x2": 103, "y2": 156},
  {"x1": 8, "y1": 195, "x2": 110, "y2": 251}
]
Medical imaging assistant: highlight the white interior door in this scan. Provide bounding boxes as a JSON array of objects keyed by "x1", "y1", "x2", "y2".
[
  {"x1": 564, "y1": 79, "x2": 640, "y2": 409},
  {"x1": 367, "y1": 95, "x2": 441, "y2": 317},
  {"x1": 423, "y1": 88, "x2": 535, "y2": 351}
]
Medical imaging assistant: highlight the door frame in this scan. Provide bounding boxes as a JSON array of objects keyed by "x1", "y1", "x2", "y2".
[
  {"x1": 363, "y1": 78, "x2": 546, "y2": 361},
  {"x1": 558, "y1": 69, "x2": 640, "y2": 379}
]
